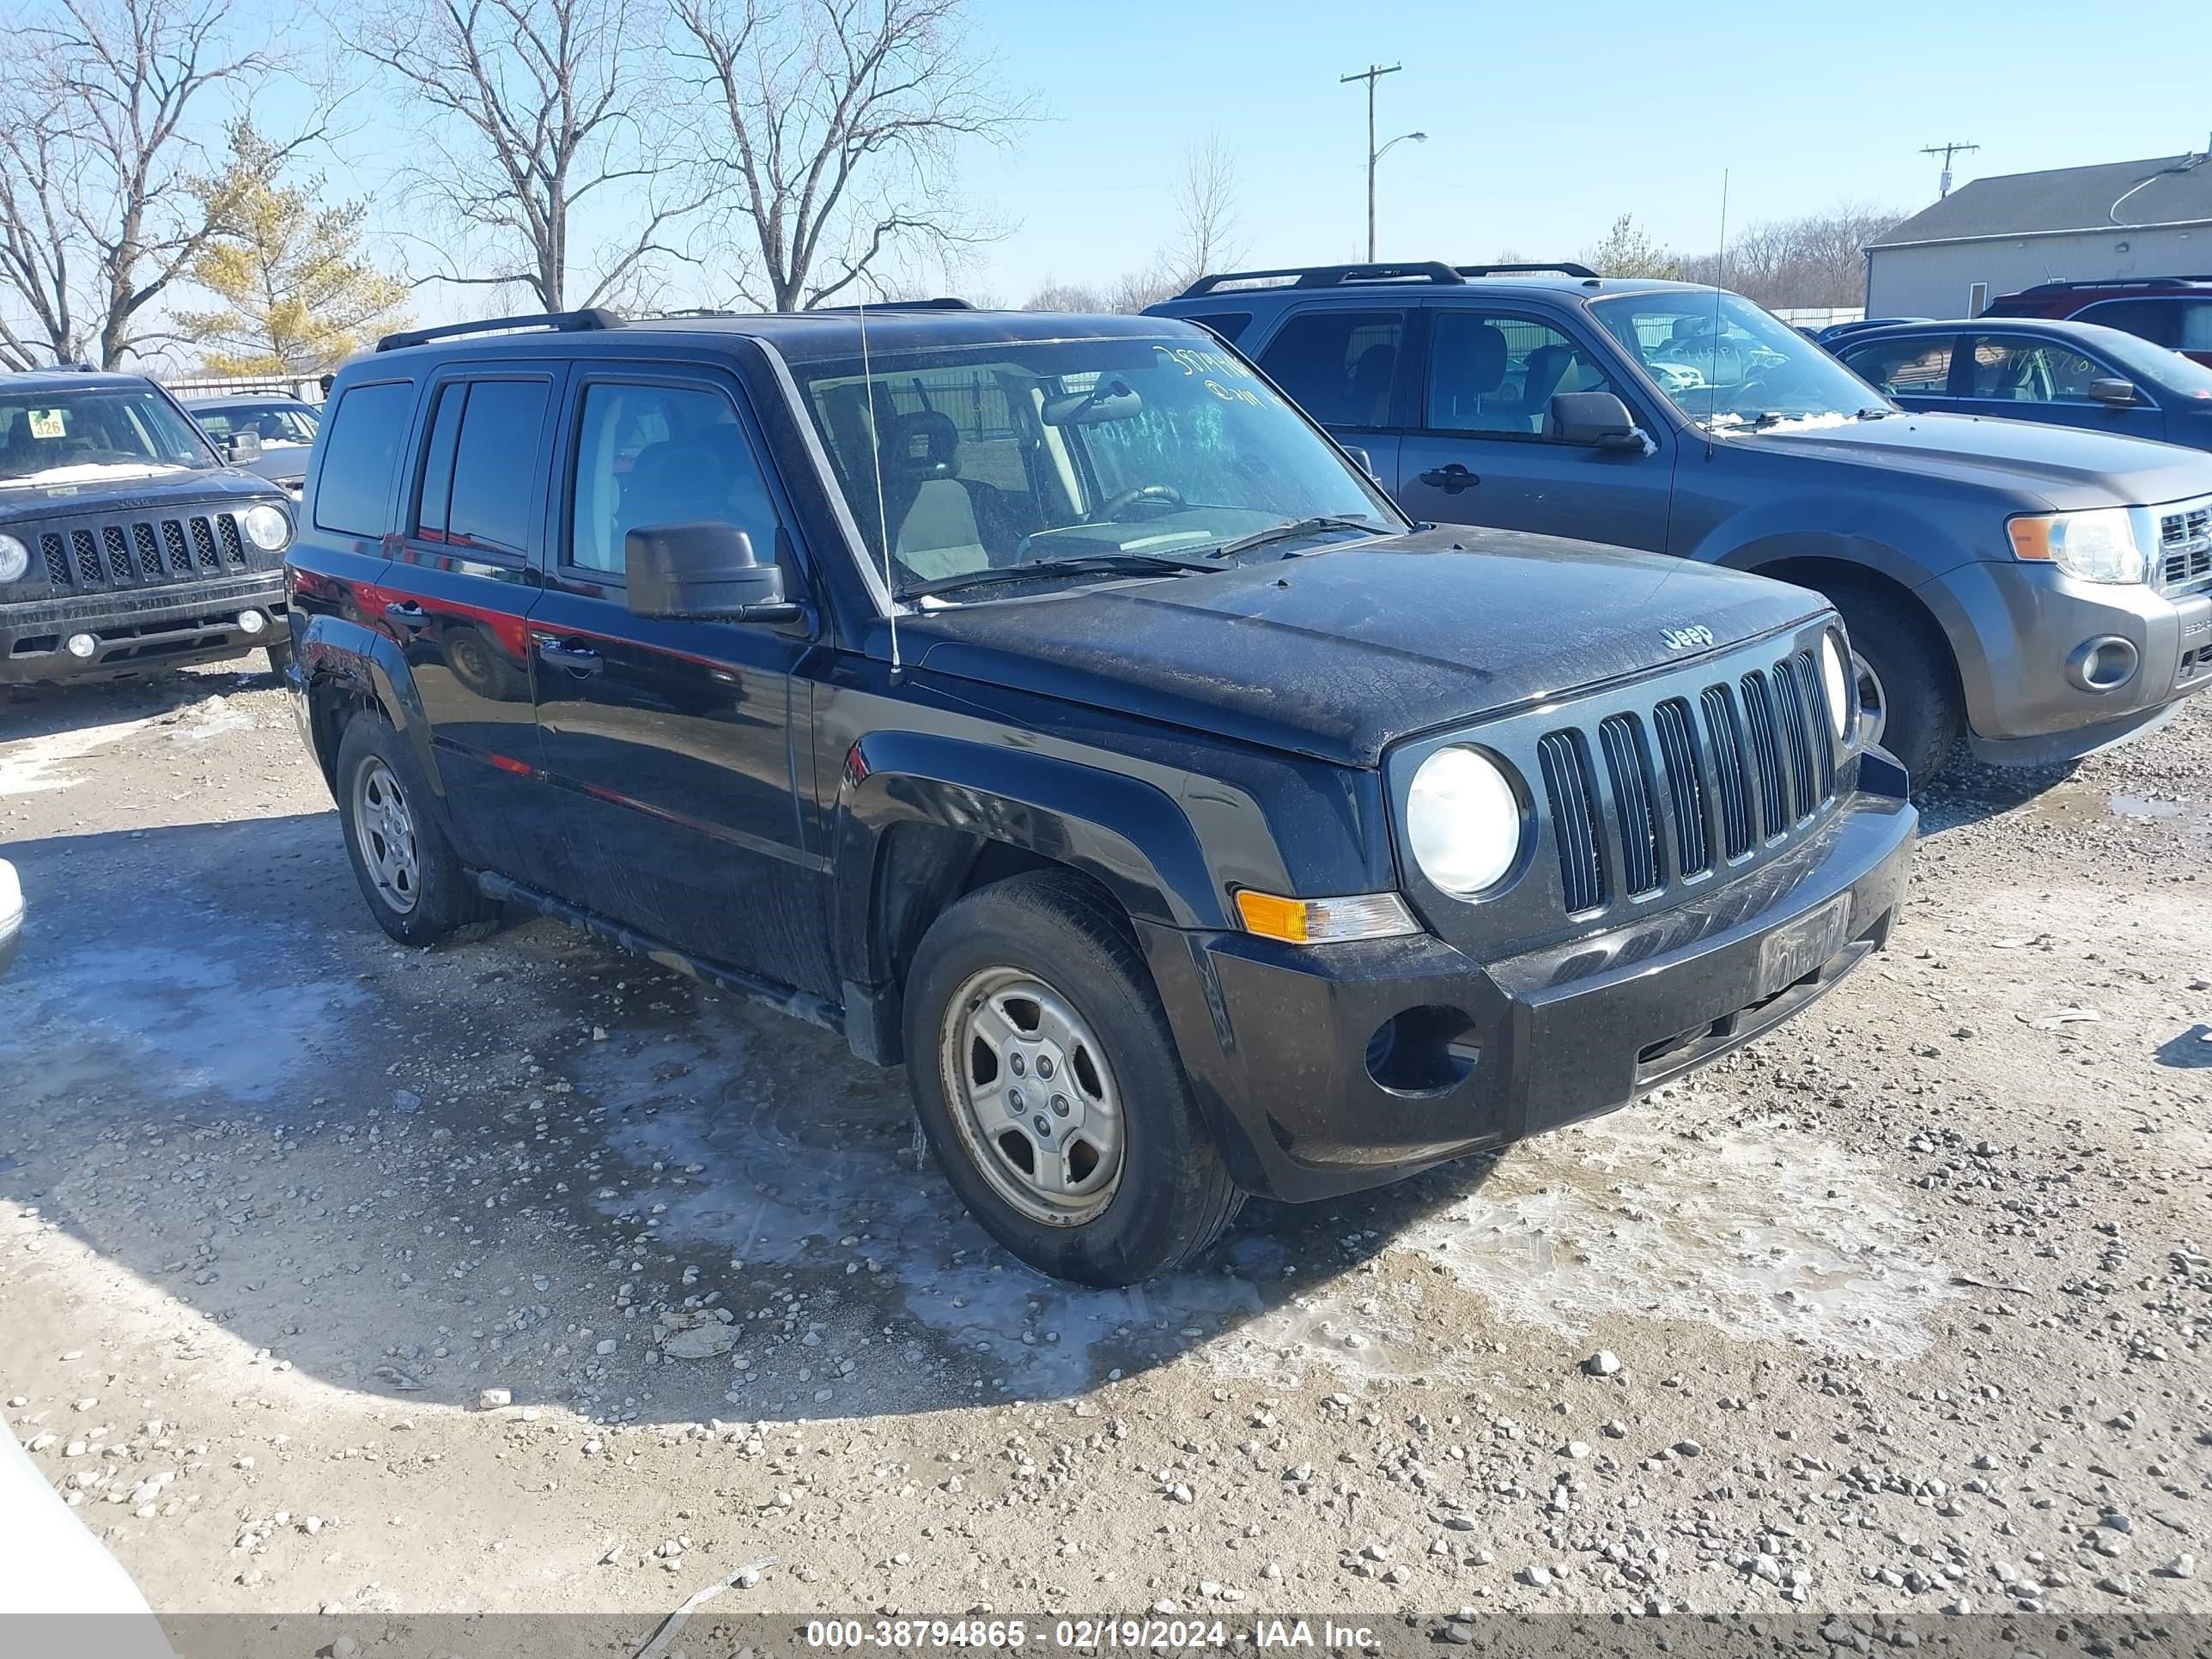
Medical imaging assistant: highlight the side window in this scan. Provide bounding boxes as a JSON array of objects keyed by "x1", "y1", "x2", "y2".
[
  {"x1": 444, "y1": 380, "x2": 550, "y2": 555},
  {"x1": 411, "y1": 384, "x2": 466, "y2": 542},
  {"x1": 1255, "y1": 308, "x2": 1407, "y2": 428},
  {"x1": 1842, "y1": 336, "x2": 1955, "y2": 396},
  {"x1": 2179, "y1": 300, "x2": 2212, "y2": 353},
  {"x1": 312, "y1": 380, "x2": 415, "y2": 538},
  {"x1": 1967, "y1": 337, "x2": 2107, "y2": 404},
  {"x1": 1426, "y1": 310, "x2": 1623, "y2": 437},
  {"x1": 2075, "y1": 297, "x2": 2175, "y2": 346},
  {"x1": 568, "y1": 383, "x2": 781, "y2": 576}
]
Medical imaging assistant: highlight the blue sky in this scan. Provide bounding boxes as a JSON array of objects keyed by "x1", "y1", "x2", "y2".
[
  {"x1": 953, "y1": 0, "x2": 2210, "y2": 299},
  {"x1": 246, "y1": 0, "x2": 2212, "y2": 319}
]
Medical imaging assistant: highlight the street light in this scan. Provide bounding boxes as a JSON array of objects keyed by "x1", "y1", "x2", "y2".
[
  {"x1": 1341, "y1": 63, "x2": 1424, "y2": 262},
  {"x1": 1370, "y1": 131, "x2": 1427, "y2": 259}
]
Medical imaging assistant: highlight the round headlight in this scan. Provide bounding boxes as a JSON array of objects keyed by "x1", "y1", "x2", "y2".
[
  {"x1": 0, "y1": 532, "x2": 27, "y2": 584},
  {"x1": 1407, "y1": 745, "x2": 1522, "y2": 896},
  {"x1": 241, "y1": 503, "x2": 291, "y2": 552},
  {"x1": 1820, "y1": 630, "x2": 1850, "y2": 742}
]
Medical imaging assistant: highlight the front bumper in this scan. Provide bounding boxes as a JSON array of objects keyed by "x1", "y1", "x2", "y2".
[
  {"x1": 1927, "y1": 560, "x2": 2212, "y2": 764},
  {"x1": 0, "y1": 573, "x2": 287, "y2": 684},
  {"x1": 1145, "y1": 775, "x2": 1917, "y2": 1203}
]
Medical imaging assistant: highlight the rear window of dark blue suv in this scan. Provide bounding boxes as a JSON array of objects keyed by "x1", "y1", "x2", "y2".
[{"x1": 313, "y1": 380, "x2": 416, "y2": 538}]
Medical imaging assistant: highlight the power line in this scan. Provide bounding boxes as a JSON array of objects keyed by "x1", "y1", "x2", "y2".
[{"x1": 1921, "y1": 141, "x2": 1979, "y2": 198}]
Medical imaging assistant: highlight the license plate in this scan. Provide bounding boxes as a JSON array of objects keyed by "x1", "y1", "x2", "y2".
[{"x1": 1757, "y1": 894, "x2": 1850, "y2": 998}]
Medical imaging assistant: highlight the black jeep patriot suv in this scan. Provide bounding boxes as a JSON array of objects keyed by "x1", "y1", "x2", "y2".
[
  {"x1": 288, "y1": 305, "x2": 1917, "y2": 1285},
  {"x1": 2, "y1": 370, "x2": 296, "y2": 684}
]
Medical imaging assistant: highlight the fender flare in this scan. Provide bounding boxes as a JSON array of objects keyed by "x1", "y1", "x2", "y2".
[
  {"x1": 831, "y1": 729, "x2": 1227, "y2": 987},
  {"x1": 297, "y1": 613, "x2": 447, "y2": 805}
]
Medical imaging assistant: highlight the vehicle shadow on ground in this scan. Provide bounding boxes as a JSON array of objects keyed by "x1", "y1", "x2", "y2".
[
  {"x1": 1910, "y1": 757, "x2": 2079, "y2": 836},
  {"x1": 0, "y1": 812, "x2": 1521, "y2": 1428},
  {"x1": 2, "y1": 663, "x2": 284, "y2": 742}
]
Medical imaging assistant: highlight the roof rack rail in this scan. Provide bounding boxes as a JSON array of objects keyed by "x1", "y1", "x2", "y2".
[
  {"x1": 374, "y1": 307, "x2": 625, "y2": 353},
  {"x1": 1176, "y1": 262, "x2": 1467, "y2": 298},
  {"x1": 2016, "y1": 274, "x2": 2212, "y2": 293},
  {"x1": 1452, "y1": 261, "x2": 1599, "y2": 279},
  {"x1": 812, "y1": 296, "x2": 975, "y2": 313}
]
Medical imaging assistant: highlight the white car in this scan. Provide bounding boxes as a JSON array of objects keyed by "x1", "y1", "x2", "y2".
[
  {"x1": 0, "y1": 1419, "x2": 174, "y2": 1654},
  {"x1": 0, "y1": 858, "x2": 19, "y2": 976}
]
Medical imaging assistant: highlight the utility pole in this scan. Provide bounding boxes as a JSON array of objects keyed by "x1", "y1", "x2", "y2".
[
  {"x1": 1341, "y1": 63, "x2": 1403, "y2": 262},
  {"x1": 1921, "y1": 141, "x2": 1979, "y2": 198}
]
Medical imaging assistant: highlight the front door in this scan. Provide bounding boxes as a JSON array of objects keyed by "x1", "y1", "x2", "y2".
[
  {"x1": 1950, "y1": 332, "x2": 2166, "y2": 442},
  {"x1": 1395, "y1": 306, "x2": 1674, "y2": 549},
  {"x1": 528, "y1": 368, "x2": 834, "y2": 996},
  {"x1": 378, "y1": 364, "x2": 578, "y2": 893}
]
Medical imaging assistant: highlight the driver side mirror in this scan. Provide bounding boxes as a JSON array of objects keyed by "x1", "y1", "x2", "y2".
[
  {"x1": 626, "y1": 523, "x2": 803, "y2": 624},
  {"x1": 2087, "y1": 377, "x2": 2140, "y2": 407},
  {"x1": 1549, "y1": 391, "x2": 1648, "y2": 453},
  {"x1": 1342, "y1": 444, "x2": 1379, "y2": 480},
  {"x1": 223, "y1": 429, "x2": 262, "y2": 464}
]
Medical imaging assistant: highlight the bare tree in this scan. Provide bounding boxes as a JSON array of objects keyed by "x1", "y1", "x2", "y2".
[
  {"x1": 340, "y1": 0, "x2": 696, "y2": 312},
  {"x1": 674, "y1": 0, "x2": 1024, "y2": 310},
  {"x1": 1677, "y1": 203, "x2": 1903, "y2": 307},
  {"x1": 0, "y1": 0, "x2": 289, "y2": 369},
  {"x1": 1164, "y1": 131, "x2": 1243, "y2": 289}
]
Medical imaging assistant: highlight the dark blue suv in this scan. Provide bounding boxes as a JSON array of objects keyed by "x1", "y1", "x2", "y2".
[{"x1": 1150, "y1": 263, "x2": 2212, "y2": 782}]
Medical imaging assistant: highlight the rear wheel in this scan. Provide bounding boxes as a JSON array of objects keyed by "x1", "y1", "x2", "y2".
[
  {"x1": 1827, "y1": 586, "x2": 1960, "y2": 787},
  {"x1": 334, "y1": 715, "x2": 494, "y2": 945},
  {"x1": 903, "y1": 872, "x2": 1241, "y2": 1285}
]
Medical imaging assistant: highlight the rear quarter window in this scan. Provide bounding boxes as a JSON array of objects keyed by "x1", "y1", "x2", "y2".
[{"x1": 313, "y1": 380, "x2": 417, "y2": 538}]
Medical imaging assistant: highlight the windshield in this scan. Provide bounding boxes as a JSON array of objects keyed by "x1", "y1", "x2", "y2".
[
  {"x1": 2087, "y1": 327, "x2": 2212, "y2": 399},
  {"x1": 1591, "y1": 290, "x2": 1893, "y2": 431},
  {"x1": 793, "y1": 334, "x2": 1401, "y2": 598},
  {"x1": 193, "y1": 402, "x2": 319, "y2": 447},
  {"x1": 0, "y1": 384, "x2": 218, "y2": 484}
]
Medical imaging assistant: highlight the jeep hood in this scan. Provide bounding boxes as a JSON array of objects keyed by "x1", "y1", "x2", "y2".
[
  {"x1": 0, "y1": 464, "x2": 284, "y2": 527},
  {"x1": 1732, "y1": 410, "x2": 2212, "y2": 509},
  {"x1": 903, "y1": 527, "x2": 1826, "y2": 768}
]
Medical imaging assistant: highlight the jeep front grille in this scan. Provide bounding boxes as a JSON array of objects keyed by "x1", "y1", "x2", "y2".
[
  {"x1": 27, "y1": 509, "x2": 255, "y2": 593},
  {"x1": 1536, "y1": 654, "x2": 1838, "y2": 916},
  {"x1": 2161, "y1": 498, "x2": 2212, "y2": 592}
]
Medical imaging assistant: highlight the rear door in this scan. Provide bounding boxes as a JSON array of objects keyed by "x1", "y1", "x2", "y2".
[
  {"x1": 1395, "y1": 302, "x2": 1674, "y2": 548},
  {"x1": 1250, "y1": 305, "x2": 1413, "y2": 489},
  {"x1": 1835, "y1": 333, "x2": 1962, "y2": 412},
  {"x1": 1951, "y1": 332, "x2": 2165, "y2": 441},
  {"x1": 528, "y1": 363, "x2": 834, "y2": 995},
  {"x1": 379, "y1": 362, "x2": 578, "y2": 891}
]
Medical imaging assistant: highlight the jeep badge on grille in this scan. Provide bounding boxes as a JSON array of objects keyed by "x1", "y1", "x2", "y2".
[{"x1": 1662, "y1": 624, "x2": 1717, "y2": 652}]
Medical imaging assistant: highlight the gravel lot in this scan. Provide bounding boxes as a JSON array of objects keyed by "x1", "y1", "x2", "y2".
[{"x1": 1, "y1": 665, "x2": 2208, "y2": 1631}]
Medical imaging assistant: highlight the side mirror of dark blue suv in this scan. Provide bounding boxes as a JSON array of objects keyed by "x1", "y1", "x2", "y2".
[
  {"x1": 1549, "y1": 391, "x2": 1646, "y2": 452},
  {"x1": 625, "y1": 523, "x2": 800, "y2": 623}
]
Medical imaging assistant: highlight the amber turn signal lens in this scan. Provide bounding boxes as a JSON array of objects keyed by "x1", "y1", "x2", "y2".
[{"x1": 1233, "y1": 889, "x2": 1419, "y2": 945}]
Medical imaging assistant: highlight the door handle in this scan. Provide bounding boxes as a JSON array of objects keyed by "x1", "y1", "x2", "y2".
[
  {"x1": 533, "y1": 636, "x2": 605, "y2": 677},
  {"x1": 384, "y1": 601, "x2": 431, "y2": 632},
  {"x1": 1418, "y1": 464, "x2": 1480, "y2": 493}
]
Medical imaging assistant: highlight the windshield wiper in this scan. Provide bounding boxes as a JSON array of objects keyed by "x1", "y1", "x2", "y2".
[
  {"x1": 1855, "y1": 406, "x2": 1896, "y2": 420},
  {"x1": 1206, "y1": 515, "x2": 1389, "y2": 562},
  {"x1": 896, "y1": 553, "x2": 1223, "y2": 602}
]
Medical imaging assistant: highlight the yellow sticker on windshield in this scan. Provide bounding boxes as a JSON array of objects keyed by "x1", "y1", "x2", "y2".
[{"x1": 27, "y1": 408, "x2": 65, "y2": 440}]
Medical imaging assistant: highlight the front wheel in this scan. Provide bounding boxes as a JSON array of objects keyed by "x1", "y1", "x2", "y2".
[
  {"x1": 902, "y1": 872, "x2": 1241, "y2": 1285},
  {"x1": 264, "y1": 635, "x2": 294, "y2": 682},
  {"x1": 1827, "y1": 586, "x2": 1961, "y2": 788}
]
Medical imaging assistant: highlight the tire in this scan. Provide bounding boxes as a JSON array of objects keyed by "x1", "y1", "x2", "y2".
[
  {"x1": 902, "y1": 871, "x2": 1243, "y2": 1285},
  {"x1": 264, "y1": 635, "x2": 294, "y2": 682},
  {"x1": 333, "y1": 714, "x2": 494, "y2": 946},
  {"x1": 1826, "y1": 585, "x2": 1961, "y2": 788}
]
